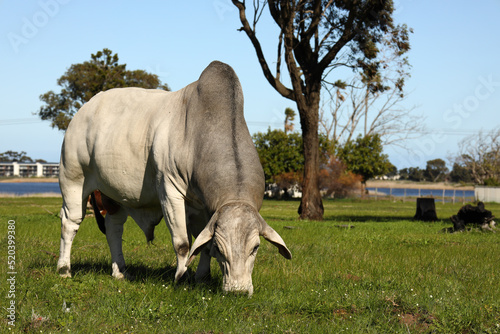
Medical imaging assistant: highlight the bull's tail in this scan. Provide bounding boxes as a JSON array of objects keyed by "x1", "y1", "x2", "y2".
[{"x1": 90, "y1": 192, "x2": 106, "y2": 235}]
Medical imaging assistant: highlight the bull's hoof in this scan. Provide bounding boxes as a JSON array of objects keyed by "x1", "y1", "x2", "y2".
[
  {"x1": 112, "y1": 272, "x2": 125, "y2": 280},
  {"x1": 57, "y1": 266, "x2": 72, "y2": 278},
  {"x1": 111, "y1": 263, "x2": 135, "y2": 281},
  {"x1": 113, "y1": 272, "x2": 135, "y2": 281}
]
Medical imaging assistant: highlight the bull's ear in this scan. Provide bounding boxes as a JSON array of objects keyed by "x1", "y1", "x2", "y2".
[
  {"x1": 259, "y1": 216, "x2": 292, "y2": 260},
  {"x1": 186, "y1": 212, "x2": 218, "y2": 267}
]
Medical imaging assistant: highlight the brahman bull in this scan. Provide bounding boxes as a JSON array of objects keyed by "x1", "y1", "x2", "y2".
[{"x1": 57, "y1": 61, "x2": 291, "y2": 295}]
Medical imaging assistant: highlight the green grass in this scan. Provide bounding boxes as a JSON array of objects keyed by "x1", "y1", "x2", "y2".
[{"x1": 1, "y1": 197, "x2": 499, "y2": 333}]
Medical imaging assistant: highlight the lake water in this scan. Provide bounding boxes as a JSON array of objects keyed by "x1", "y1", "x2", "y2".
[
  {"x1": 0, "y1": 182, "x2": 61, "y2": 195},
  {"x1": 366, "y1": 187, "x2": 475, "y2": 200},
  {"x1": 0, "y1": 182, "x2": 476, "y2": 200}
]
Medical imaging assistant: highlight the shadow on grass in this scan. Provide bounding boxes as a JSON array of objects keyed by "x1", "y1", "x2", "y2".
[
  {"x1": 29, "y1": 250, "x2": 224, "y2": 291},
  {"x1": 66, "y1": 260, "x2": 223, "y2": 291},
  {"x1": 266, "y1": 214, "x2": 451, "y2": 224},
  {"x1": 323, "y1": 214, "x2": 450, "y2": 223},
  {"x1": 70, "y1": 261, "x2": 176, "y2": 281}
]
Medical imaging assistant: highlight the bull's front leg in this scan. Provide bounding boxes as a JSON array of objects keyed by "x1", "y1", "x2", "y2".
[
  {"x1": 195, "y1": 247, "x2": 212, "y2": 282},
  {"x1": 161, "y1": 189, "x2": 191, "y2": 282}
]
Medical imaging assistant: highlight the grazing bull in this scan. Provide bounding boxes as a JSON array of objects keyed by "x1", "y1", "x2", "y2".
[{"x1": 57, "y1": 61, "x2": 292, "y2": 295}]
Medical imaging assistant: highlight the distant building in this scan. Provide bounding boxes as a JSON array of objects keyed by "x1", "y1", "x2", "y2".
[
  {"x1": 0, "y1": 162, "x2": 59, "y2": 178},
  {"x1": 374, "y1": 174, "x2": 401, "y2": 181}
]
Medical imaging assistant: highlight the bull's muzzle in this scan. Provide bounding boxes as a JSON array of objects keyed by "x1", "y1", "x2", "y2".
[
  {"x1": 220, "y1": 261, "x2": 254, "y2": 296},
  {"x1": 223, "y1": 280, "x2": 254, "y2": 296}
]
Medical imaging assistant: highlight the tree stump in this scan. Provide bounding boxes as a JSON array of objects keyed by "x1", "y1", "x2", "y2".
[{"x1": 413, "y1": 198, "x2": 438, "y2": 221}]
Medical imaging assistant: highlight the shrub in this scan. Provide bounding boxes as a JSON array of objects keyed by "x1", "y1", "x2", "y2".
[
  {"x1": 483, "y1": 177, "x2": 500, "y2": 186},
  {"x1": 319, "y1": 157, "x2": 362, "y2": 198}
]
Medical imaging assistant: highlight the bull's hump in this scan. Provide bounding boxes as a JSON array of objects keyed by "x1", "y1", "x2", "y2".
[
  {"x1": 192, "y1": 62, "x2": 264, "y2": 207},
  {"x1": 196, "y1": 61, "x2": 242, "y2": 112},
  {"x1": 198, "y1": 61, "x2": 245, "y2": 179},
  {"x1": 200, "y1": 61, "x2": 238, "y2": 84}
]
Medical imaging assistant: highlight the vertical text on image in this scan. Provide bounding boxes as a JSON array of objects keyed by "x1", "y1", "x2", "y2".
[{"x1": 6, "y1": 220, "x2": 17, "y2": 328}]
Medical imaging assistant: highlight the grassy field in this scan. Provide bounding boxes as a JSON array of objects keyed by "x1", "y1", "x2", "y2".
[{"x1": 1, "y1": 197, "x2": 499, "y2": 333}]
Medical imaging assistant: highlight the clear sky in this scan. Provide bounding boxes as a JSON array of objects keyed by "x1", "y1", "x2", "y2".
[{"x1": 1, "y1": 0, "x2": 499, "y2": 169}]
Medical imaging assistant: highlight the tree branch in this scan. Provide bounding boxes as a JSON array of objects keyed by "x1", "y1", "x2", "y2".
[
  {"x1": 278, "y1": 1, "x2": 308, "y2": 111},
  {"x1": 317, "y1": 7, "x2": 357, "y2": 76},
  {"x1": 232, "y1": 0, "x2": 295, "y2": 100},
  {"x1": 276, "y1": 30, "x2": 283, "y2": 82}
]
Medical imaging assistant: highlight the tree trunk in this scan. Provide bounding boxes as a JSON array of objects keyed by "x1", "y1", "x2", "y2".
[
  {"x1": 231, "y1": 0, "x2": 327, "y2": 220},
  {"x1": 297, "y1": 88, "x2": 324, "y2": 220}
]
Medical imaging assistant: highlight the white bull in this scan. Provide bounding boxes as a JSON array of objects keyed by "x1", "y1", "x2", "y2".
[{"x1": 57, "y1": 61, "x2": 291, "y2": 295}]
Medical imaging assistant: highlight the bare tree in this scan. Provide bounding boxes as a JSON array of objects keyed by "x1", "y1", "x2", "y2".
[
  {"x1": 320, "y1": 80, "x2": 423, "y2": 148},
  {"x1": 455, "y1": 129, "x2": 500, "y2": 184},
  {"x1": 320, "y1": 34, "x2": 422, "y2": 149},
  {"x1": 232, "y1": 0, "x2": 411, "y2": 219}
]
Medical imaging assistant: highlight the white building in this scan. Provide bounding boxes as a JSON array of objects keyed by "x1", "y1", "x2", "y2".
[{"x1": 0, "y1": 162, "x2": 59, "y2": 178}]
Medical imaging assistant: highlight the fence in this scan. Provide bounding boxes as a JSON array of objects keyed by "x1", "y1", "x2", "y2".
[
  {"x1": 366, "y1": 187, "x2": 475, "y2": 204},
  {"x1": 475, "y1": 186, "x2": 500, "y2": 203}
]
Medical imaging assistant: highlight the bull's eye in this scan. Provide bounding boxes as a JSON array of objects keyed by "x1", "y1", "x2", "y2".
[{"x1": 251, "y1": 245, "x2": 259, "y2": 256}]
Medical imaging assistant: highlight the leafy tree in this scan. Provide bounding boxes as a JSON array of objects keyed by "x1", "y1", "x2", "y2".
[
  {"x1": 252, "y1": 128, "x2": 333, "y2": 184},
  {"x1": 424, "y1": 159, "x2": 448, "y2": 182},
  {"x1": 409, "y1": 167, "x2": 425, "y2": 182},
  {"x1": 0, "y1": 151, "x2": 33, "y2": 163},
  {"x1": 449, "y1": 162, "x2": 473, "y2": 183},
  {"x1": 337, "y1": 134, "x2": 390, "y2": 187},
  {"x1": 232, "y1": 0, "x2": 411, "y2": 219},
  {"x1": 38, "y1": 48, "x2": 170, "y2": 130},
  {"x1": 253, "y1": 129, "x2": 304, "y2": 183},
  {"x1": 398, "y1": 168, "x2": 409, "y2": 180},
  {"x1": 284, "y1": 107, "x2": 296, "y2": 134},
  {"x1": 399, "y1": 167, "x2": 425, "y2": 182},
  {"x1": 385, "y1": 163, "x2": 398, "y2": 178}
]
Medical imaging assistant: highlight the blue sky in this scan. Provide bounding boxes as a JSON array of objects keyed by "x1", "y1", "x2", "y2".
[{"x1": 1, "y1": 0, "x2": 499, "y2": 169}]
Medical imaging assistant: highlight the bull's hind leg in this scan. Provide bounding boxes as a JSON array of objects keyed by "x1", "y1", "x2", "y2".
[
  {"x1": 104, "y1": 207, "x2": 129, "y2": 279},
  {"x1": 57, "y1": 185, "x2": 88, "y2": 278}
]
